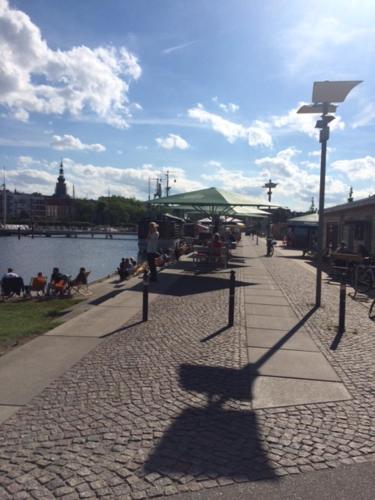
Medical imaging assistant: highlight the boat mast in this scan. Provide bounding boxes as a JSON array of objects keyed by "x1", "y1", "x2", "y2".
[{"x1": 2, "y1": 169, "x2": 6, "y2": 227}]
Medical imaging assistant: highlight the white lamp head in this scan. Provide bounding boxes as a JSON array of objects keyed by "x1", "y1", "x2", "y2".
[{"x1": 312, "y1": 80, "x2": 362, "y2": 104}]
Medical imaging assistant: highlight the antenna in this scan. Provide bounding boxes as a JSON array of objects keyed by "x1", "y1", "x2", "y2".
[{"x1": 2, "y1": 167, "x2": 7, "y2": 227}]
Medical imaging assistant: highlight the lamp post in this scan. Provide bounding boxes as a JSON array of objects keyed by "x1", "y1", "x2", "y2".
[
  {"x1": 263, "y1": 179, "x2": 277, "y2": 256},
  {"x1": 297, "y1": 80, "x2": 362, "y2": 307}
]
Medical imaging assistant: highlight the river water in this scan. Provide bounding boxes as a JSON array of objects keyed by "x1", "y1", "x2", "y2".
[{"x1": 0, "y1": 235, "x2": 139, "y2": 283}]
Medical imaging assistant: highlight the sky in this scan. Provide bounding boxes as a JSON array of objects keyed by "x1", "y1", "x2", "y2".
[{"x1": 1, "y1": 0, "x2": 375, "y2": 210}]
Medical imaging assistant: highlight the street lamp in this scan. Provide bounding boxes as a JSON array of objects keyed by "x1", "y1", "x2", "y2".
[
  {"x1": 297, "y1": 80, "x2": 362, "y2": 307},
  {"x1": 263, "y1": 179, "x2": 277, "y2": 256}
]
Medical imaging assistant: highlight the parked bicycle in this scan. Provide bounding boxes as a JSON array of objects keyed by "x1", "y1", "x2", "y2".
[{"x1": 353, "y1": 258, "x2": 375, "y2": 294}]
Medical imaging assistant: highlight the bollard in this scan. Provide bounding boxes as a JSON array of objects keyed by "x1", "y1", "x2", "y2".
[
  {"x1": 228, "y1": 270, "x2": 235, "y2": 327},
  {"x1": 256, "y1": 235, "x2": 258, "y2": 245},
  {"x1": 142, "y1": 270, "x2": 149, "y2": 322},
  {"x1": 338, "y1": 280, "x2": 346, "y2": 334}
]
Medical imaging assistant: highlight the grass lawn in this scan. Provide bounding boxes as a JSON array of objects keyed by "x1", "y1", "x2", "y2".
[{"x1": 0, "y1": 297, "x2": 82, "y2": 352}]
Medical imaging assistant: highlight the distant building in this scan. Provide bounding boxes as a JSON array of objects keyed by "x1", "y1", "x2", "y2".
[
  {"x1": 0, "y1": 190, "x2": 46, "y2": 221},
  {"x1": 46, "y1": 161, "x2": 73, "y2": 221},
  {"x1": 0, "y1": 161, "x2": 74, "y2": 223},
  {"x1": 324, "y1": 195, "x2": 375, "y2": 253}
]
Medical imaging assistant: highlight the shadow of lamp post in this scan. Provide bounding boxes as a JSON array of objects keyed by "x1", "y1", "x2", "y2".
[
  {"x1": 263, "y1": 179, "x2": 277, "y2": 256},
  {"x1": 297, "y1": 80, "x2": 362, "y2": 307}
]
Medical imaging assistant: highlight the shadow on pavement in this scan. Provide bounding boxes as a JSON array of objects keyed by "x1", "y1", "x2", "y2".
[
  {"x1": 144, "y1": 364, "x2": 275, "y2": 481},
  {"x1": 125, "y1": 272, "x2": 253, "y2": 296},
  {"x1": 144, "y1": 306, "x2": 318, "y2": 481}
]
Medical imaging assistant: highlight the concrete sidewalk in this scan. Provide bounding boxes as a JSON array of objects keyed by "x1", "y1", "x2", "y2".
[
  {"x1": 241, "y1": 239, "x2": 351, "y2": 409},
  {"x1": 0, "y1": 269, "x2": 181, "y2": 424}
]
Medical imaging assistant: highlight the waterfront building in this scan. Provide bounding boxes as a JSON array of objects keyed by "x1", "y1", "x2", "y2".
[
  {"x1": 0, "y1": 190, "x2": 46, "y2": 222},
  {"x1": 46, "y1": 161, "x2": 73, "y2": 221},
  {"x1": 324, "y1": 195, "x2": 375, "y2": 253},
  {"x1": 0, "y1": 161, "x2": 74, "y2": 223}
]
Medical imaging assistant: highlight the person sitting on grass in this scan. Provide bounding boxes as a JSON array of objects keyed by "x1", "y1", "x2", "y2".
[
  {"x1": 71, "y1": 267, "x2": 89, "y2": 287},
  {"x1": 48, "y1": 267, "x2": 69, "y2": 295},
  {"x1": 1, "y1": 268, "x2": 25, "y2": 297},
  {"x1": 118, "y1": 258, "x2": 137, "y2": 280},
  {"x1": 28, "y1": 272, "x2": 47, "y2": 296}
]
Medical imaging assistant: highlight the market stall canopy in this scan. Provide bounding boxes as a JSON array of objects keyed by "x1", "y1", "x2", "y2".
[
  {"x1": 198, "y1": 216, "x2": 243, "y2": 224},
  {"x1": 288, "y1": 213, "x2": 319, "y2": 226},
  {"x1": 150, "y1": 187, "x2": 278, "y2": 215},
  {"x1": 229, "y1": 206, "x2": 270, "y2": 218}
]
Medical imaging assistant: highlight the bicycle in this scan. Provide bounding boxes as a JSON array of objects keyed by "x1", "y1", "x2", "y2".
[{"x1": 353, "y1": 259, "x2": 375, "y2": 294}]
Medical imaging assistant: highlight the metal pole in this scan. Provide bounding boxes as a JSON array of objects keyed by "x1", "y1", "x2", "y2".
[
  {"x1": 228, "y1": 270, "x2": 235, "y2": 327},
  {"x1": 315, "y1": 114, "x2": 329, "y2": 308},
  {"x1": 2, "y1": 173, "x2": 6, "y2": 227},
  {"x1": 338, "y1": 280, "x2": 346, "y2": 334},
  {"x1": 142, "y1": 270, "x2": 149, "y2": 322}
]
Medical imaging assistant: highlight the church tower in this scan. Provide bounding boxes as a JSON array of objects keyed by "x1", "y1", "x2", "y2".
[{"x1": 54, "y1": 160, "x2": 69, "y2": 198}]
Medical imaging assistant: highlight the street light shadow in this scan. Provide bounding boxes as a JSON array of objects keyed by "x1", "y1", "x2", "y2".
[{"x1": 144, "y1": 364, "x2": 276, "y2": 481}]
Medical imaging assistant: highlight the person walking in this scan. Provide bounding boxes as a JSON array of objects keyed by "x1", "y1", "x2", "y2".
[{"x1": 146, "y1": 222, "x2": 159, "y2": 282}]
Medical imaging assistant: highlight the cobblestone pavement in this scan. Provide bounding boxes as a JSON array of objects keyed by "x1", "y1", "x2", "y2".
[{"x1": 0, "y1": 240, "x2": 374, "y2": 499}]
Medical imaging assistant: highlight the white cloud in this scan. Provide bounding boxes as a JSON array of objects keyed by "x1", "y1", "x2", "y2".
[
  {"x1": 203, "y1": 160, "x2": 221, "y2": 168},
  {"x1": 331, "y1": 156, "x2": 375, "y2": 181},
  {"x1": 10, "y1": 155, "x2": 202, "y2": 199},
  {"x1": 352, "y1": 103, "x2": 375, "y2": 128},
  {"x1": 212, "y1": 96, "x2": 239, "y2": 113},
  {"x1": 308, "y1": 147, "x2": 335, "y2": 157},
  {"x1": 162, "y1": 40, "x2": 198, "y2": 55},
  {"x1": 50, "y1": 134, "x2": 105, "y2": 152},
  {"x1": 271, "y1": 105, "x2": 345, "y2": 138},
  {"x1": 136, "y1": 145, "x2": 148, "y2": 150},
  {"x1": 188, "y1": 104, "x2": 272, "y2": 147},
  {"x1": 0, "y1": 0, "x2": 141, "y2": 127},
  {"x1": 155, "y1": 133, "x2": 190, "y2": 150}
]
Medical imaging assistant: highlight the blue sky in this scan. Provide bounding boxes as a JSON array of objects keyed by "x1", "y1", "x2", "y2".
[{"x1": 1, "y1": 0, "x2": 375, "y2": 209}]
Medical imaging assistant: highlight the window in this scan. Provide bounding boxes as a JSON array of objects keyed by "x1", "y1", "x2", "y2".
[{"x1": 354, "y1": 222, "x2": 364, "y2": 240}]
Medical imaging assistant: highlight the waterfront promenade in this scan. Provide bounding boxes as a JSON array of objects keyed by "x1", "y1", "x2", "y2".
[{"x1": 0, "y1": 238, "x2": 374, "y2": 499}]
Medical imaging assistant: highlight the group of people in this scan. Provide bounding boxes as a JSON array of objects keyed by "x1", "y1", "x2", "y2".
[
  {"x1": 117, "y1": 257, "x2": 137, "y2": 280},
  {"x1": 1, "y1": 266, "x2": 89, "y2": 298}
]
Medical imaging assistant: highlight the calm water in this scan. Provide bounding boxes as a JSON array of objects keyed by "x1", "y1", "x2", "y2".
[{"x1": 0, "y1": 236, "x2": 138, "y2": 283}]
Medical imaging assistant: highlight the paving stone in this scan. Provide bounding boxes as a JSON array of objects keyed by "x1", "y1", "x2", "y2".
[
  {"x1": 248, "y1": 347, "x2": 341, "y2": 381},
  {"x1": 0, "y1": 238, "x2": 373, "y2": 499},
  {"x1": 246, "y1": 328, "x2": 319, "y2": 352}
]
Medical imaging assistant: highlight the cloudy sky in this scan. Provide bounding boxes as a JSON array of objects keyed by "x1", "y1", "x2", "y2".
[{"x1": 1, "y1": 0, "x2": 375, "y2": 209}]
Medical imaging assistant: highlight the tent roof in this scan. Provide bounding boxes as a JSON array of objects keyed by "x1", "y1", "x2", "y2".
[
  {"x1": 288, "y1": 213, "x2": 319, "y2": 225},
  {"x1": 229, "y1": 206, "x2": 270, "y2": 218},
  {"x1": 150, "y1": 187, "x2": 277, "y2": 208}
]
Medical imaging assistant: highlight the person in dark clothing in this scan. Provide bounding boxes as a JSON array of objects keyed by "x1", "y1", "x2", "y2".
[
  {"x1": 71, "y1": 267, "x2": 89, "y2": 286},
  {"x1": 146, "y1": 222, "x2": 159, "y2": 282},
  {"x1": 1, "y1": 268, "x2": 25, "y2": 297},
  {"x1": 48, "y1": 267, "x2": 69, "y2": 295}
]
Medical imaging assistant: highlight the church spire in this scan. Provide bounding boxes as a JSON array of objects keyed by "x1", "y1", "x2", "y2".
[{"x1": 54, "y1": 160, "x2": 69, "y2": 198}]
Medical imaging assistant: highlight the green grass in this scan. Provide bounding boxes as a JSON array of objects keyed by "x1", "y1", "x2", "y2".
[{"x1": 0, "y1": 298, "x2": 82, "y2": 349}]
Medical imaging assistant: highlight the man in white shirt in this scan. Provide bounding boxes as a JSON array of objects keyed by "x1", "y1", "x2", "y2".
[
  {"x1": 2, "y1": 268, "x2": 19, "y2": 279},
  {"x1": 146, "y1": 222, "x2": 159, "y2": 282}
]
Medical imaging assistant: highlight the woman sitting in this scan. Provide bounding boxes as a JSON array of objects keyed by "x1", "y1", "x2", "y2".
[{"x1": 71, "y1": 267, "x2": 90, "y2": 286}]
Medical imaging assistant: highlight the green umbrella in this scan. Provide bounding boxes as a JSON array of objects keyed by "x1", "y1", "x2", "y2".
[{"x1": 150, "y1": 187, "x2": 277, "y2": 218}]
